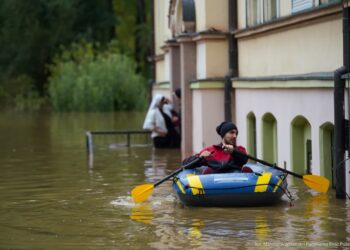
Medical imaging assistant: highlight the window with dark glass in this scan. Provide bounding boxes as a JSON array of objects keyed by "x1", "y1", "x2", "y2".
[{"x1": 319, "y1": 0, "x2": 340, "y2": 5}]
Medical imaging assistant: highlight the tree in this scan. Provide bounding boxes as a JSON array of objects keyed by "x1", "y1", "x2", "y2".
[
  {"x1": 113, "y1": 0, "x2": 152, "y2": 79},
  {"x1": 0, "y1": 0, "x2": 116, "y2": 93},
  {"x1": 0, "y1": 0, "x2": 152, "y2": 110}
]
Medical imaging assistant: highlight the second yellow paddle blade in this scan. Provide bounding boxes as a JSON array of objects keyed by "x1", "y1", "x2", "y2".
[
  {"x1": 303, "y1": 175, "x2": 330, "y2": 193},
  {"x1": 131, "y1": 184, "x2": 154, "y2": 203}
]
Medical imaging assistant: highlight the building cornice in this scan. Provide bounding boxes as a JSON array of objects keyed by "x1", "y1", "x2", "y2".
[
  {"x1": 175, "y1": 30, "x2": 227, "y2": 43},
  {"x1": 232, "y1": 72, "x2": 335, "y2": 89},
  {"x1": 233, "y1": 80, "x2": 335, "y2": 89},
  {"x1": 191, "y1": 31, "x2": 227, "y2": 42},
  {"x1": 235, "y1": 3, "x2": 342, "y2": 39},
  {"x1": 153, "y1": 81, "x2": 170, "y2": 89},
  {"x1": 190, "y1": 78, "x2": 225, "y2": 89},
  {"x1": 160, "y1": 39, "x2": 179, "y2": 52},
  {"x1": 176, "y1": 34, "x2": 194, "y2": 43},
  {"x1": 153, "y1": 54, "x2": 165, "y2": 62}
]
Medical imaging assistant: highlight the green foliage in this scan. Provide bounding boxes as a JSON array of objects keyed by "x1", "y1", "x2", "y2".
[
  {"x1": 14, "y1": 91, "x2": 47, "y2": 112},
  {"x1": 0, "y1": 75, "x2": 47, "y2": 111},
  {"x1": 0, "y1": 0, "x2": 152, "y2": 111},
  {"x1": 113, "y1": 0, "x2": 152, "y2": 78},
  {"x1": 48, "y1": 41, "x2": 147, "y2": 112},
  {"x1": 0, "y1": 0, "x2": 116, "y2": 92}
]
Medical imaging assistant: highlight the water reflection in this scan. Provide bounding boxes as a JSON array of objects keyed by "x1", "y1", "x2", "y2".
[
  {"x1": 127, "y1": 190, "x2": 350, "y2": 248},
  {"x1": 144, "y1": 154, "x2": 167, "y2": 182},
  {"x1": 305, "y1": 194, "x2": 330, "y2": 242},
  {"x1": 130, "y1": 204, "x2": 154, "y2": 224},
  {"x1": 255, "y1": 215, "x2": 269, "y2": 242},
  {"x1": 127, "y1": 146, "x2": 350, "y2": 248},
  {"x1": 1, "y1": 112, "x2": 350, "y2": 249}
]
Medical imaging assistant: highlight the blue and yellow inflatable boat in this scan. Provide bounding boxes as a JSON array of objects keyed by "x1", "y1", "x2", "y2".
[{"x1": 172, "y1": 163, "x2": 288, "y2": 207}]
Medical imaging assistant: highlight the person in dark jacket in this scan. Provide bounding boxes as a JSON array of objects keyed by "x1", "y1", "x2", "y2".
[{"x1": 182, "y1": 121, "x2": 248, "y2": 174}]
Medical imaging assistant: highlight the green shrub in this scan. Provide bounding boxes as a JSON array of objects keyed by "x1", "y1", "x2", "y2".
[
  {"x1": 14, "y1": 91, "x2": 47, "y2": 111},
  {"x1": 0, "y1": 75, "x2": 47, "y2": 111},
  {"x1": 48, "y1": 41, "x2": 147, "y2": 112}
]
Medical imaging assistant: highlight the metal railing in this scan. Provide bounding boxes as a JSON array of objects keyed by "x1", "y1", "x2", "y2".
[{"x1": 86, "y1": 130, "x2": 152, "y2": 156}]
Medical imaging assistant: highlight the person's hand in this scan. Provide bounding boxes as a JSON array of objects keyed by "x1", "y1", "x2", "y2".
[
  {"x1": 199, "y1": 150, "x2": 212, "y2": 158},
  {"x1": 172, "y1": 116, "x2": 179, "y2": 123},
  {"x1": 222, "y1": 143, "x2": 235, "y2": 154},
  {"x1": 163, "y1": 97, "x2": 171, "y2": 104}
]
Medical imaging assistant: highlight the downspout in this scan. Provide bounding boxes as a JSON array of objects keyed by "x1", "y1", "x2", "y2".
[
  {"x1": 333, "y1": 2, "x2": 350, "y2": 199},
  {"x1": 225, "y1": 0, "x2": 238, "y2": 122},
  {"x1": 334, "y1": 66, "x2": 347, "y2": 199},
  {"x1": 224, "y1": 75, "x2": 232, "y2": 121},
  {"x1": 149, "y1": 0, "x2": 155, "y2": 105}
]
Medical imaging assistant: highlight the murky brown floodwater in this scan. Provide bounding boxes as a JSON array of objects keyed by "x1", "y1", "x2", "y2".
[{"x1": 0, "y1": 112, "x2": 349, "y2": 249}]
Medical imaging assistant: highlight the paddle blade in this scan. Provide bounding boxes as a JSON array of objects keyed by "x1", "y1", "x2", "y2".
[
  {"x1": 131, "y1": 184, "x2": 154, "y2": 203},
  {"x1": 303, "y1": 175, "x2": 330, "y2": 193}
]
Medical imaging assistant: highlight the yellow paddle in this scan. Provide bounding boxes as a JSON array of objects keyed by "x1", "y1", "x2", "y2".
[
  {"x1": 235, "y1": 150, "x2": 330, "y2": 193},
  {"x1": 131, "y1": 156, "x2": 204, "y2": 203},
  {"x1": 301, "y1": 175, "x2": 330, "y2": 193}
]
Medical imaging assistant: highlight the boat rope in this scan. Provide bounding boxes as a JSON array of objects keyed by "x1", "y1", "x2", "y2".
[
  {"x1": 280, "y1": 174, "x2": 295, "y2": 205},
  {"x1": 335, "y1": 157, "x2": 350, "y2": 199}
]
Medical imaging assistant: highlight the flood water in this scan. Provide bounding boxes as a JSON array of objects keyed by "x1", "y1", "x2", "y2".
[{"x1": 0, "y1": 112, "x2": 350, "y2": 249}]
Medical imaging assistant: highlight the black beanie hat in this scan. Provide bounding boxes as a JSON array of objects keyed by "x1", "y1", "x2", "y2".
[{"x1": 216, "y1": 121, "x2": 238, "y2": 138}]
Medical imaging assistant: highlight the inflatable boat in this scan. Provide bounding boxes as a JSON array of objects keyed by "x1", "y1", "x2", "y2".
[{"x1": 172, "y1": 163, "x2": 288, "y2": 207}]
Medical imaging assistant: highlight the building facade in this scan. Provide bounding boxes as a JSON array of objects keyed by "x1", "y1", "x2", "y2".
[{"x1": 151, "y1": 0, "x2": 349, "y2": 194}]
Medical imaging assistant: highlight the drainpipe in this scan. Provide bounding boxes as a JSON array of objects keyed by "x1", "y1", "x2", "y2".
[
  {"x1": 225, "y1": 0, "x2": 238, "y2": 121},
  {"x1": 148, "y1": 0, "x2": 155, "y2": 105},
  {"x1": 150, "y1": 0, "x2": 155, "y2": 81},
  {"x1": 334, "y1": 66, "x2": 347, "y2": 199},
  {"x1": 333, "y1": 2, "x2": 350, "y2": 199},
  {"x1": 224, "y1": 75, "x2": 232, "y2": 121},
  {"x1": 344, "y1": 4, "x2": 350, "y2": 71}
]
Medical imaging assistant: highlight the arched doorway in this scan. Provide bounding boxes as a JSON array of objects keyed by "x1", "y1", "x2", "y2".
[
  {"x1": 262, "y1": 113, "x2": 277, "y2": 163},
  {"x1": 247, "y1": 112, "x2": 257, "y2": 157},
  {"x1": 291, "y1": 116, "x2": 312, "y2": 174},
  {"x1": 319, "y1": 122, "x2": 334, "y2": 187}
]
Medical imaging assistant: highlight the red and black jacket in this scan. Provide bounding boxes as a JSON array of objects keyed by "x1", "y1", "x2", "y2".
[{"x1": 182, "y1": 143, "x2": 248, "y2": 172}]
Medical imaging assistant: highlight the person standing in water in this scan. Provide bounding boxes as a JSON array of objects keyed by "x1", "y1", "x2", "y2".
[{"x1": 143, "y1": 94, "x2": 181, "y2": 148}]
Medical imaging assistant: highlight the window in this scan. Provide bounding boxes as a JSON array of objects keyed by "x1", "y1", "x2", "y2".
[
  {"x1": 292, "y1": 0, "x2": 314, "y2": 13},
  {"x1": 292, "y1": 0, "x2": 340, "y2": 14},
  {"x1": 246, "y1": 0, "x2": 279, "y2": 27},
  {"x1": 263, "y1": 0, "x2": 278, "y2": 22},
  {"x1": 262, "y1": 113, "x2": 278, "y2": 164},
  {"x1": 319, "y1": 0, "x2": 340, "y2": 5},
  {"x1": 247, "y1": 0, "x2": 259, "y2": 27},
  {"x1": 247, "y1": 112, "x2": 257, "y2": 157}
]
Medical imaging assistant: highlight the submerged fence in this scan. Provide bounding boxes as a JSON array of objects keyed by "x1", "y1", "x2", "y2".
[{"x1": 86, "y1": 130, "x2": 152, "y2": 156}]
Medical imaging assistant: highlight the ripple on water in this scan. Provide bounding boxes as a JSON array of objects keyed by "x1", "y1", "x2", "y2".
[
  {"x1": 110, "y1": 196, "x2": 135, "y2": 208},
  {"x1": 110, "y1": 193, "x2": 176, "y2": 209}
]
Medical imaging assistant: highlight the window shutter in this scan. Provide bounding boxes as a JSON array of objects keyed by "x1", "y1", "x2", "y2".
[{"x1": 292, "y1": 0, "x2": 314, "y2": 13}]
